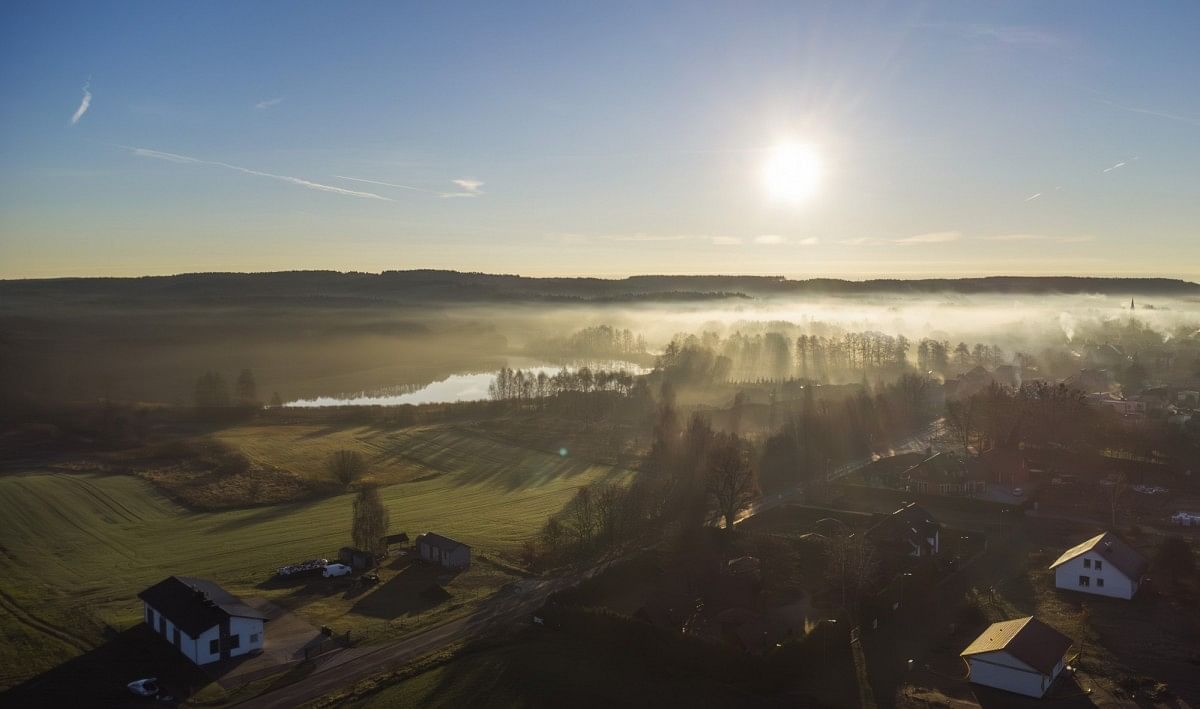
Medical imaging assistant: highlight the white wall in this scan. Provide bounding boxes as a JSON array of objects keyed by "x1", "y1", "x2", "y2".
[
  {"x1": 229, "y1": 616, "x2": 265, "y2": 658},
  {"x1": 1054, "y1": 555, "x2": 1136, "y2": 599},
  {"x1": 144, "y1": 602, "x2": 199, "y2": 664},
  {"x1": 967, "y1": 651, "x2": 1057, "y2": 698}
]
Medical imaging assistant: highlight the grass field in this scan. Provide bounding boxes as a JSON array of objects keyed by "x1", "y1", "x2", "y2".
[{"x1": 0, "y1": 423, "x2": 634, "y2": 690}]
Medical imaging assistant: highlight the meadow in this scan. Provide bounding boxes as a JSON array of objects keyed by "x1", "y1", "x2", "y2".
[{"x1": 0, "y1": 423, "x2": 633, "y2": 689}]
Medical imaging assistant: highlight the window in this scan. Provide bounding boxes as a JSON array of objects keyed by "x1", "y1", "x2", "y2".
[
  {"x1": 146, "y1": 607, "x2": 154, "y2": 624},
  {"x1": 1095, "y1": 560, "x2": 1102, "y2": 571},
  {"x1": 1078, "y1": 575, "x2": 1090, "y2": 587},
  {"x1": 250, "y1": 633, "x2": 260, "y2": 643},
  {"x1": 1097, "y1": 578, "x2": 1104, "y2": 588},
  {"x1": 229, "y1": 634, "x2": 241, "y2": 649},
  {"x1": 209, "y1": 639, "x2": 219, "y2": 655},
  {"x1": 1083, "y1": 558, "x2": 1091, "y2": 569}
]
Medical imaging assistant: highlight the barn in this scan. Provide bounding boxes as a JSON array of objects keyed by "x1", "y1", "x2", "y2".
[
  {"x1": 960, "y1": 616, "x2": 1072, "y2": 698},
  {"x1": 1049, "y1": 531, "x2": 1148, "y2": 600},
  {"x1": 416, "y1": 532, "x2": 471, "y2": 569},
  {"x1": 138, "y1": 576, "x2": 267, "y2": 665}
]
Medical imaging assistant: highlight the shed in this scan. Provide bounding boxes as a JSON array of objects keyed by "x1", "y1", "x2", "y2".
[
  {"x1": 138, "y1": 576, "x2": 267, "y2": 666},
  {"x1": 338, "y1": 546, "x2": 376, "y2": 570},
  {"x1": 961, "y1": 616, "x2": 1072, "y2": 698},
  {"x1": 415, "y1": 532, "x2": 471, "y2": 569}
]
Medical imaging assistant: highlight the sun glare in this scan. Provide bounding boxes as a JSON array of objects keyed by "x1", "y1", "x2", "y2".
[{"x1": 763, "y1": 142, "x2": 822, "y2": 204}]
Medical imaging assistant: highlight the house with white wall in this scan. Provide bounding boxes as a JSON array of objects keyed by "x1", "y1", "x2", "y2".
[
  {"x1": 138, "y1": 576, "x2": 267, "y2": 665},
  {"x1": 960, "y1": 616, "x2": 1073, "y2": 698},
  {"x1": 1049, "y1": 531, "x2": 1148, "y2": 600}
]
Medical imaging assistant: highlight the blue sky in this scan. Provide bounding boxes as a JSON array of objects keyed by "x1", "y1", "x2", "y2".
[{"x1": 1, "y1": 1, "x2": 1198, "y2": 279}]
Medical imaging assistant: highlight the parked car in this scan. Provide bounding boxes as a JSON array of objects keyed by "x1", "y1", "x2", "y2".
[
  {"x1": 128, "y1": 678, "x2": 161, "y2": 697},
  {"x1": 323, "y1": 563, "x2": 352, "y2": 578},
  {"x1": 359, "y1": 571, "x2": 380, "y2": 586}
]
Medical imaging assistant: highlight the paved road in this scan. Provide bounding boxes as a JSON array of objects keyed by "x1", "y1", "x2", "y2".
[
  {"x1": 237, "y1": 569, "x2": 602, "y2": 708},
  {"x1": 732, "y1": 418, "x2": 944, "y2": 527}
]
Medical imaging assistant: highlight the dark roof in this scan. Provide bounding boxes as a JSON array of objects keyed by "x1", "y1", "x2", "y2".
[
  {"x1": 961, "y1": 617, "x2": 1072, "y2": 675},
  {"x1": 417, "y1": 532, "x2": 469, "y2": 552},
  {"x1": 867, "y1": 502, "x2": 941, "y2": 552},
  {"x1": 904, "y1": 453, "x2": 985, "y2": 484},
  {"x1": 137, "y1": 576, "x2": 267, "y2": 637},
  {"x1": 383, "y1": 532, "x2": 410, "y2": 544},
  {"x1": 1049, "y1": 531, "x2": 1149, "y2": 580}
]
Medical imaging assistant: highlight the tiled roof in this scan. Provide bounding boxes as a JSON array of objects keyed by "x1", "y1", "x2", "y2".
[
  {"x1": 1049, "y1": 531, "x2": 1148, "y2": 581},
  {"x1": 961, "y1": 617, "x2": 1072, "y2": 675}
]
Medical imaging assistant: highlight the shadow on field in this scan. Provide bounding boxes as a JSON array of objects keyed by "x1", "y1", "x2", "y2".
[
  {"x1": 206, "y1": 497, "x2": 326, "y2": 534},
  {"x1": 1, "y1": 626, "x2": 208, "y2": 709},
  {"x1": 350, "y1": 563, "x2": 459, "y2": 619}
]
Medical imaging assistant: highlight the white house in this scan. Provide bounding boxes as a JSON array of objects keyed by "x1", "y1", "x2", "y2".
[
  {"x1": 961, "y1": 616, "x2": 1073, "y2": 698},
  {"x1": 138, "y1": 576, "x2": 268, "y2": 665},
  {"x1": 1048, "y1": 531, "x2": 1148, "y2": 600},
  {"x1": 416, "y1": 532, "x2": 471, "y2": 569}
]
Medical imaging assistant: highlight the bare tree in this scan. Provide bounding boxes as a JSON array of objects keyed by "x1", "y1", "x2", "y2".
[
  {"x1": 825, "y1": 534, "x2": 879, "y2": 619},
  {"x1": 327, "y1": 449, "x2": 367, "y2": 488},
  {"x1": 1102, "y1": 473, "x2": 1128, "y2": 528},
  {"x1": 705, "y1": 432, "x2": 759, "y2": 530},
  {"x1": 944, "y1": 397, "x2": 979, "y2": 453},
  {"x1": 564, "y1": 486, "x2": 597, "y2": 545},
  {"x1": 351, "y1": 485, "x2": 389, "y2": 556},
  {"x1": 235, "y1": 369, "x2": 258, "y2": 406}
]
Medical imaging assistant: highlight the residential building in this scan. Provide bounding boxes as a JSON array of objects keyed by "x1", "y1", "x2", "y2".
[
  {"x1": 866, "y1": 502, "x2": 941, "y2": 558},
  {"x1": 961, "y1": 616, "x2": 1072, "y2": 698},
  {"x1": 1048, "y1": 531, "x2": 1148, "y2": 600},
  {"x1": 138, "y1": 576, "x2": 267, "y2": 665}
]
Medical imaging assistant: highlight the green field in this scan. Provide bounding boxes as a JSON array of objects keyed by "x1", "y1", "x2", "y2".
[{"x1": 0, "y1": 424, "x2": 633, "y2": 689}]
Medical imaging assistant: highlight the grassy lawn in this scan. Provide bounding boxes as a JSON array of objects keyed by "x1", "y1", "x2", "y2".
[{"x1": 0, "y1": 423, "x2": 634, "y2": 690}]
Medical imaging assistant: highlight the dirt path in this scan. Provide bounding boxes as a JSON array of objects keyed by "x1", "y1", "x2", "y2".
[{"x1": 0, "y1": 589, "x2": 90, "y2": 654}]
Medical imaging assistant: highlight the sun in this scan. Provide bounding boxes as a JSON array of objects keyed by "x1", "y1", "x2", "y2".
[{"x1": 762, "y1": 142, "x2": 822, "y2": 204}]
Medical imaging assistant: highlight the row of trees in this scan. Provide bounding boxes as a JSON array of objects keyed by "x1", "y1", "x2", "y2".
[
  {"x1": 537, "y1": 325, "x2": 649, "y2": 359},
  {"x1": 488, "y1": 367, "x2": 640, "y2": 401},
  {"x1": 193, "y1": 369, "x2": 281, "y2": 408},
  {"x1": 915, "y1": 340, "x2": 1008, "y2": 376}
]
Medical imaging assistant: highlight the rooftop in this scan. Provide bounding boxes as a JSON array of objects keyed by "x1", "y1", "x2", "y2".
[{"x1": 960, "y1": 616, "x2": 1072, "y2": 675}]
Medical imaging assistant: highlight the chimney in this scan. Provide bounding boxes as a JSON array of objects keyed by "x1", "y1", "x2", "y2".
[{"x1": 1104, "y1": 541, "x2": 1113, "y2": 552}]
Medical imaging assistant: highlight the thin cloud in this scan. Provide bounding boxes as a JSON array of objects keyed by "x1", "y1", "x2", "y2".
[
  {"x1": 335, "y1": 175, "x2": 443, "y2": 195},
  {"x1": 796, "y1": 236, "x2": 819, "y2": 246},
  {"x1": 918, "y1": 22, "x2": 1065, "y2": 49},
  {"x1": 70, "y1": 81, "x2": 92, "y2": 124},
  {"x1": 1025, "y1": 192, "x2": 1043, "y2": 202},
  {"x1": 840, "y1": 231, "x2": 961, "y2": 247},
  {"x1": 1102, "y1": 161, "x2": 1127, "y2": 174},
  {"x1": 126, "y1": 146, "x2": 391, "y2": 200},
  {"x1": 896, "y1": 231, "x2": 961, "y2": 245},
  {"x1": 711, "y1": 236, "x2": 743, "y2": 246},
  {"x1": 977, "y1": 234, "x2": 1095, "y2": 244},
  {"x1": 442, "y1": 178, "x2": 484, "y2": 198},
  {"x1": 255, "y1": 97, "x2": 284, "y2": 110},
  {"x1": 1096, "y1": 98, "x2": 1200, "y2": 127},
  {"x1": 754, "y1": 234, "x2": 786, "y2": 245}
]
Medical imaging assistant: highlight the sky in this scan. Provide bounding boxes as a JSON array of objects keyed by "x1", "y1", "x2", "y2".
[{"x1": 1, "y1": 1, "x2": 1198, "y2": 280}]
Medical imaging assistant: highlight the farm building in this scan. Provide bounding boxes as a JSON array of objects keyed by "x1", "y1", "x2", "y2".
[
  {"x1": 960, "y1": 616, "x2": 1072, "y2": 698},
  {"x1": 866, "y1": 502, "x2": 941, "y2": 558},
  {"x1": 338, "y1": 546, "x2": 376, "y2": 570},
  {"x1": 416, "y1": 532, "x2": 471, "y2": 569},
  {"x1": 1049, "y1": 531, "x2": 1148, "y2": 600},
  {"x1": 138, "y1": 576, "x2": 267, "y2": 666}
]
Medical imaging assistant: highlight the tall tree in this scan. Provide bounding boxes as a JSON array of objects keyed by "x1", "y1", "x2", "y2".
[
  {"x1": 351, "y1": 485, "x2": 389, "y2": 556},
  {"x1": 235, "y1": 369, "x2": 258, "y2": 405},
  {"x1": 705, "y1": 432, "x2": 759, "y2": 530},
  {"x1": 193, "y1": 371, "x2": 230, "y2": 408}
]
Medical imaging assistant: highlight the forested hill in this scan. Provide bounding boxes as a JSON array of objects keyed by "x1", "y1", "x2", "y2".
[{"x1": 1, "y1": 270, "x2": 1198, "y2": 308}]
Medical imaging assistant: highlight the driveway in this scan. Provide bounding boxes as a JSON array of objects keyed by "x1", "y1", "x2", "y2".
[{"x1": 208, "y1": 598, "x2": 324, "y2": 689}]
